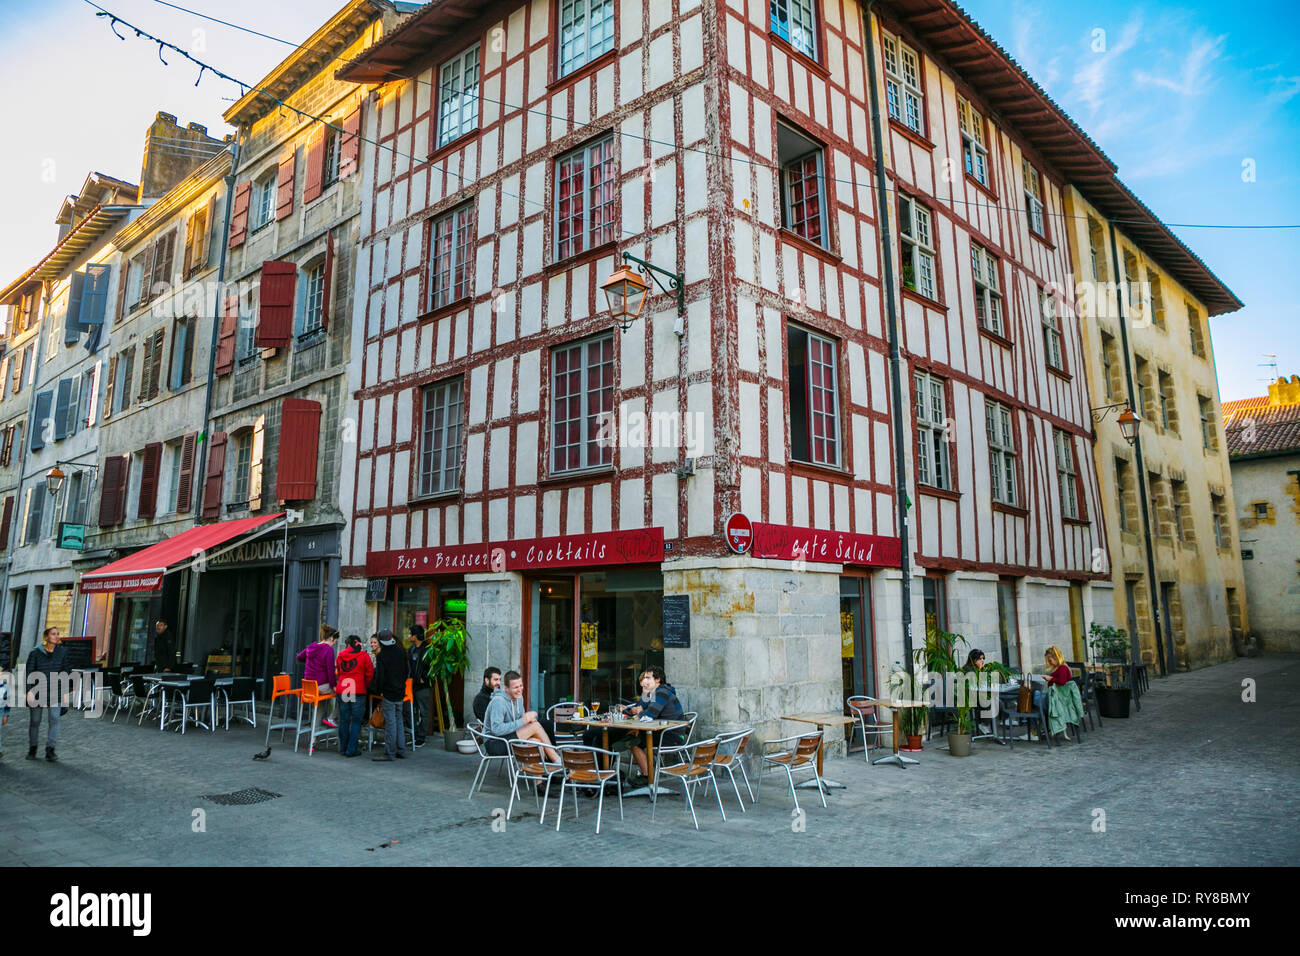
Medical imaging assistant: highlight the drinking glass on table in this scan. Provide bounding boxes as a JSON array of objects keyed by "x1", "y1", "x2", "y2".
[{"x1": 589, "y1": 700, "x2": 600, "y2": 717}]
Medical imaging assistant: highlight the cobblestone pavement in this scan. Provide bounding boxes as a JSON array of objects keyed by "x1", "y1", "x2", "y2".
[{"x1": 2, "y1": 655, "x2": 1295, "y2": 867}]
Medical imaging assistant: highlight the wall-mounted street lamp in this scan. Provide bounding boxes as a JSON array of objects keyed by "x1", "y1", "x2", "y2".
[
  {"x1": 45, "y1": 459, "x2": 99, "y2": 497},
  {"x1": 1092, "y1": 403, "x2": 1141, "y2": 445},
  {"x1": 602, "y1": 252, "x2": 685, "y2": 335}
]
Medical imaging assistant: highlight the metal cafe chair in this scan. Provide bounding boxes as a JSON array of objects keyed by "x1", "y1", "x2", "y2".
[
  {"x1": 546, "y1": 702, "x2": 588, "y2": 747},
  {"x1": 709, "y1": 729, "x2": 756, "y2": 810},
  {"x1": 846, "y1": 695, "x2": 890, "y2": 762},
  {"x1": 506, "y1": 739, "x2": 565, "y2": 825},
  {"x1": 222, "y1": 677, "x2": 258, "y2": 729},
  {"x1": 467, "y1": 723, "x2": 515, "y2": 800},
  {"x1": 654, "y1": 738, "x2": 726, "y2": 828},
  {"x1": 178, "y1": 678, "x2": 217, "y2": 734},
  {"x1": 129, "y1": 674, "x2": 162, "y2": 726},
  {"x1": 756, "y1": 731, "x2": 827, "y2": 813},
  {"x1": 554, "y1": 746, "x2": 623, "y2": 834}
]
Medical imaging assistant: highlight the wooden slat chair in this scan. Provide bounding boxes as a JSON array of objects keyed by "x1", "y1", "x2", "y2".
[
  {"x1": 555, "y1": 746, "x2": 623, "y2": 834},
  {"x1": 846, "y1": 696, "x2": 890, "y2": 762},
  {"x1": 506, "y1": 739, "x2": 564, "y2": 825},
  {"x1": 709, "y1": 729, "x2": 756, "y2": 811},
  {"x1": 653, "y1": 738, "x2": 726, "y2": 828},
  {"x1": 756, "y1": 731, "x2": 827, "y2": 813}
]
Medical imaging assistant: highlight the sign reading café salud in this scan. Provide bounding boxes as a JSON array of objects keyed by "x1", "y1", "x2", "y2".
[
  {"x1": 365, "y1": 528, "x2": 665, "y2": 578},
  {"x1": 750, "y1": 522, "x2": 901, "y2": 568}
]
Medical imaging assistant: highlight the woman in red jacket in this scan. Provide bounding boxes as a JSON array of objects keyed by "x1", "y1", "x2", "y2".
[{"x1": 335, "y1": 635, "x2": 374, "y2": 758}]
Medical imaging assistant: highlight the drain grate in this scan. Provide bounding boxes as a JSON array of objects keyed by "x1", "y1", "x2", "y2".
[{"x1": 202, "y1": 787, "x2": 282, "y2": 806}]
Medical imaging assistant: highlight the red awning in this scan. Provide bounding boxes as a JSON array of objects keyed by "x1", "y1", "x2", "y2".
[{"x1": 79, "y1": 514, "x2": 285, "y2": 593}]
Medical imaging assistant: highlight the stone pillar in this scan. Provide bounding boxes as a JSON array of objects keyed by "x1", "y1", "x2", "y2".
[{"x1": 464, "y1": 572, "x2": 523, "y2": 715}]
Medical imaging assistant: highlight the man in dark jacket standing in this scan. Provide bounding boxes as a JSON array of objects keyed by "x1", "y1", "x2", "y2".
[
  {"x1": 371, "y1": 630, "x2": 410, "y2": 761},
  {"x1": 152, "y1": 620, "x2": 175, "y2": 671},
  {"x1": 26, "y1": 627, "x2": 70, "y2": 761},
  {"x1": 407, "y1": 625, "x2": 429, "y2": 746}
]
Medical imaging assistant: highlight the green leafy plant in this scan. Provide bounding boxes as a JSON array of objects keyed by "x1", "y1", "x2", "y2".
[
  {"x1": 1088, "y1": 622, "x2": 1129, "y2": 661},
  {"x1": 886, "y1": 663, "x2": 929, "y2": 736},
  {"x1": 423, "y1": 617, "x2": 469, "y2": 733}
]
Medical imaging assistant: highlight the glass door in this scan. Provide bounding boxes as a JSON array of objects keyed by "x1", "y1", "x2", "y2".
[
  {"x1": 529, "y1": 579, "x2": 574, "y2": 711},
  {"x1": 839, "y1": 576, "x2": 876, "y2": 704},
  {"x1": 1068, "y1": 582, "x2": 1085, "y2": 661},
  {"x1": 997, "y1": 577, "x2": 1020, "y2": 670}
]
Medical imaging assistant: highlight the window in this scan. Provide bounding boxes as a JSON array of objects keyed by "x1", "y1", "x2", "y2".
[
  {"x1": 1148, "y1": 472, "x2": 1163, "y2": 535},
  {"x1": 79, "y1": 367, "x2": 96, "y2": 427},
  {"x1": 1022, "y1": 158, "x2": 1045, "y2": 236},
  {"x1": 128, "y1": 252, "x2": 147, "y2": 307},
  {"x1": 231, "y1": 431, "x2": 253, "y2": 505},
  {"x1": 166, "y1": 441, "x2": 183, "y2": 514},
  {"x1": 322, "y1": 126, "x2": 341, "y2": 190},
  {"x1": 777, "y1": 122, "x2": 827, "y2": 247},
  {"x1": 419, "y1": 378, "x2": 463, "y2": 496},
  {"x1": 971, "y1": 244, "x2": 1003, "y2": 336},
  {"x1": 21, "y1": 485, "x2": 46, "y2": 546},
  {"x1": 1171, "y1": 479, "x2": 1191, "y2": 542},
  {"x1": 555, "y1": 135, "x2": 615, "y2": 259},
  {"x1": 1054, "y1": 429, "x2": 1079, "y2": 520},
  {"x1": 788, "y1": 325, "x2": 841, "y2": 467},
  {"x1": 64, "y1": 470, "x2": 91, "y2": 525},
  {"x1": 170, "y1": 315, "x2": 195, "y2": 390},
  {"x1": 1135, "y1": 357, "x2": 1155, "y2": 422},
  {"x1": 45, "y1": 293, "x2": 65, "y2": 359},
  {"x1": 237, "y1": 298, "x2": 257, "y2": 362},
  {"x1": 138, "y1": 329, "x2": 165, "y2": 402},
  {"x1": 115, "y1": 346, "x2": 135, "y2": 415},
  {"x1": 1041, "y1": 287, "x2": 1063, "y2": 370},
  {"x1": 898, "y1": 195, "x2": 936, "y2": 300},
  {"x1": 437, "y1": 44, "x2": 480, "y2": 148},
  {"x1": 1198, "y1": 395, "x2": 1216, "y2": 452},
  {"x1": 882, "y1": 30, "x2": 924, "y2": 134},
  {"x1": 252, "y1": 175, "x2": 275, "y2": 231},
  {"x1": 428, "y1": 203, "x2": 475, "y2": 311},
  {"x1": 1100, "y1": 331, "x2": 1121, "y2": 399},
  {"x1": 922, "y1": 574, "x2": 948, "y2": 631},
  {"x1": 1088, "y1": 216, "x2": 1107, "y2": 281},
  {"x1": 1253, "y1": 501, "x2": 1269, "y2": 520},
  {"x1": 1211, "y1": 493, "x2": 1230, "y2": 549},
  {"x1": 557, "y1": 0, "x2": 614, "y2": 78},
  {"x1": 958, "y1": 96, "x2": 989, "y2": 186},
  {"x1": 152, "y1": 230, "x2": 176, "y2": 292},
  {"x1": 1146, "y1": 269, "x2": 1165, "y2": 329},
  {"x1": 997, "y1": 577, "x2": 1021, "y2": 669},
  {"x1": 914, "y1": 371, "x2": 950, "y2": 490},
  {"x1": 301, "y1": 261, "x2": 326, "y2": 336},
  {"x1": 1115, "y1": 458, "x2": 1134, "y2": 533},
  {"x1": 1187, "y1": 305, "x2": 1207, "y2": 358},
  {"x1": 985, "y1": 400, "x2": 1017, "y2": 506},
  {"x1": 15, "y1": 289, "x2": 39, "y2": 333},
  {"x1": 184, "y1": 206, "x2": 209, "y2": 279},
  {"x1": 551, "y1": 334, "x2": 615, "y2": 473},
  {"x1": 1158, "y1": 370, "x2": 1177, "y2": 432},
  {"x1": 770, "y1": 0, "x2": 818, "y2": 59}
]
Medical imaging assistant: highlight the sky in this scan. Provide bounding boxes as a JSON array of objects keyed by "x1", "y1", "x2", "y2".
[{"x1": 0, "y1": 0, "x2": 1296, "y2": 402}]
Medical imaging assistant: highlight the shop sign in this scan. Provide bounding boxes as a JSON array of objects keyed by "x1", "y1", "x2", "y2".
[
  {"x1": 80, "y1": 572, "x2": 163, "y2": 594},
  {"x1": 365, "y1": 578, "x2": 388, "y2": 602},
  {"x1": 366, "y1": 528, "x2": 666, "y2": 577},
  {"x1": 58, "y1": 523, "x2": 85, "y2": 550},
  {"x1": 208, "y1": 536, "x2": 287, "y2": 567},
  {"x1": 751, "y1": 522, "x2": 902, "y2": 568},
  {"x1": 723, "y1": 513, "x2": 753, "y2": 554},
  {"x1": 580, "y1": 622, "x2": 598, "y2": 670}
]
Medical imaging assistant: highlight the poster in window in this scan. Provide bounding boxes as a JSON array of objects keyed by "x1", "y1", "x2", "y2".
[
  {"x1": 841, "y1": 611, "x2": 855, "y2": 659},
  {"x1": 580, "y1": 622, "x2": 598, "y2": 671},
  {"x1": 45, "y1": 586, "x2": 75, "y2": 636}
]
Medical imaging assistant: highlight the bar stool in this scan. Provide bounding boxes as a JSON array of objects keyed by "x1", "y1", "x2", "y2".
[
  {"x1": 265, "y1": 674, "x2": 300, "y2": 746},
  {"x1": 296, "y1": 680, "x2": 338, "y2": 756},
  {"x1": 365, "y1": 682, "x2": 417, "y2": 753}
]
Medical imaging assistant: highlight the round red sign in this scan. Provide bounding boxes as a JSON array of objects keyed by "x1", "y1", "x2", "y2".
[{"x1": 724, "y1": 512, "x2": 753, "y2": 554}]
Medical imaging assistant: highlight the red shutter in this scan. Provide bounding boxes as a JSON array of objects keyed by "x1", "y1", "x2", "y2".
[
  {"x1": 228, "y1": 180, "x2": 252, "y2": 248},
  {"x1": 320, "y1": 234, "x2": 334, "y2": 331},
  {"x1": 276, "y1": 399, "x2": 322, "y2": 501},
  {"x1": 339, "y1": 107, "x2": 361, "y2": 179},
  {"x1": 137, "y1": 442, "x2": 162, "y2": 520},
  {"x1": 176, "y1": 432, "x2": 197, "y2": 512},
  {"x1": 215, "y1": 295, "x2": 239, "y2": 376},
  {"x1": 98, "y1": 454, "x2": 129, "y2": 528},
  {"x1": 256, "y1": 261, "x2": 298, "y2": 348},
  {"x1": 303, "y1": 128, "x2": 325, "y2": 204},
  {"x1": 201, "y1": 432, "x2": 228, "y2": 520},
  {"x1": 0, "y1": 495, "x2": 13, "y2": 550},
  {"x1": 275, "y1": 150, "x2": 296, "y2": 220}
]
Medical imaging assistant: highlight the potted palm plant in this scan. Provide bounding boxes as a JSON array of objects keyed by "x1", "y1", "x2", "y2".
[
  {"x1": 887, "y1": 663, "x2": 928, "y2": 750},
  {"x1": 1088, "y1": 622, "x2": 1132, "y2": 718},
  {"x1": 423, "y1": 617, "x2": 470, "y2": 750}
]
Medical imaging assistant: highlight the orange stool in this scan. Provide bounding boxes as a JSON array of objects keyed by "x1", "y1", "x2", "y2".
[
  {"x1": 265, "y1": 674, "x2": 300, "y2": 746},
  {"x1": 295, "y1": 679, "x2": 338, "y2": 756}
]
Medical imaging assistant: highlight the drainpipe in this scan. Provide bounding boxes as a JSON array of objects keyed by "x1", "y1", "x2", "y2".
[
  {"x1": 1106, "y1": 221, "x2": 1165, "y2": 689},
  {"x1": 861, "y1": 0, "x2": 915, "y2": 679}
]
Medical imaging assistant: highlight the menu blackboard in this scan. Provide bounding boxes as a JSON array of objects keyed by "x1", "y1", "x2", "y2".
[
  {"x1": 365, "y1": 578, "x2": 388, "y2": 602},
  {"x1": 61, "y1": 637, "x2": 95, "y2": 670},
  {"x1": 662, "y1": 594, "x2": 690, "y2": 649}
]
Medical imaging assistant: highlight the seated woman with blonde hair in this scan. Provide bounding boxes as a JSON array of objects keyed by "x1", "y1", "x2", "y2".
[{"x1": 1036, "y1": 645, "x2": 1082, "y2": 742}]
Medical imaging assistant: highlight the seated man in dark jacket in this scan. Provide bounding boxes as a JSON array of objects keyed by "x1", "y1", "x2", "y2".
[
  {"x1": 472, "y1": 667, "x2": 501, "y2": 722},
  {"x1": 588, "y1": 666, "x2": 687, "y2": 782}
]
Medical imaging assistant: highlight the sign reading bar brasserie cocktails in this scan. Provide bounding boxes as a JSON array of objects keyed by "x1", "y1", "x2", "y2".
[
  {"x1": 750, "y1": 522, "x2": 902, "y2": 568},
  {"x1": 365, "y1": 528, "x2": 666, "y2": 579}
]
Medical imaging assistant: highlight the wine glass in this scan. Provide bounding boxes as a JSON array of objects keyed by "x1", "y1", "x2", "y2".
[{"x1": 590, "y1": 700, "x2": 601, "y2": 718}]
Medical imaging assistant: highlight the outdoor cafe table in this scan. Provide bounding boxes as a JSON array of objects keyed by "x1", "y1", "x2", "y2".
[
  {"x1": 866, "y1": 699, "x2": 928, "y2": 768},
  {"x1": 557, "y1": 715, "x2": 690, "y2": 797},
  {"x1": 139, "y1": 674, "x2": 204, "y2": 731},
  {"x1": 780, "y1": 713, "x2": 857, "y2": 788}
]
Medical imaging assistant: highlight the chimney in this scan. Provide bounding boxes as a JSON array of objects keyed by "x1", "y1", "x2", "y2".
[{"x1": 138, "y1": 111, "x2": 226, "y2": 202}]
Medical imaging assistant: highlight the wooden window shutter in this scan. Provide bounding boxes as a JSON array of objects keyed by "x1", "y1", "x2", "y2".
[
  {"x1": 249, "y1": 415, "x2": 266, "y2": 511},
  {"x1": 138, "y1": 442, "x2": 162, "y2": 520},
  {"x1": 339, "y1": 107, "x2": 361, "y2": 179},
  {"x1": 0, "y1": 495, "x2": 13, "y2": 551},
  {"x1": 201, "y1": 431, "x2": 228, "y2": 519},
  {"x1": 1, "y1": 426, "x2": 11, "y2": 467},
  {"x1": 228, "y1": 180, "x2": 252, "y2": 248},
  {"x1": 80, "y1": 263, "x2": 111, "y2": 326},
  {"x1": 276, "y1": 398, "x2": 322, "y2": 501},
  {"x1": 176, "y1": 432, "x2": 198, "y2": 512},
  {"x1": 303, "y1": 128, "x2": 326, "y2": 204},
  {"x1": 153, "y1": 231, "x2": 177, "y2": 289},
  {"x1": 30, "y1": 390, "x2": 52, "y2": 450},
  {"x1": 139, "y1": 243, "x2": 157, "y2": 305},
  {"x1": 65, "y1": 271, "x2": 87, "y2": 344},
  {"x1": 182, "y1": 213, "x2": 196, "y2": 277},
  {"x1": 215, "y1": 295, "x2": 239, "y2": 375},
  {"x1": 53, "y1": 379, "x2": 74, "y2": 440},
  {"x1": 114, "y1": 260, "x2": 130, "y2": 324},
  {"x1": 104, "y1": 353, "x2": 118, "y2": 420},
  {"x1": 202, "y1": 194, "x2": 217, "y2": 269},
  {"x1": 98, "y1": 454, "x2": 125, "y2": 528},
  {"x1": 146, "y1": 329, "x2": 165, "y2": 399},
  {"x1": 256, "y1": 261, "x2": 297, "y2": 348},
  {"x1": 320, "y1": 234, "x2": 334, "y2": 330},
  {"x1": 276, "y1": 150, "x2": 296, "y2": 220}
]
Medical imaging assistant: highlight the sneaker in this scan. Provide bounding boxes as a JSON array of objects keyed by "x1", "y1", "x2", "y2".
[
  {"x1": 395, "y1": 752, "x2": 407, "y2": 759},
  {"x1": 323, "y1": 718, "x2": 338, "y2": 729},
  {"x1": 26, "y1": 747, "x2": 37, "y2": 760},
  {"x1": 45, "y1": 748, "x2": 57, "y2": 762}
]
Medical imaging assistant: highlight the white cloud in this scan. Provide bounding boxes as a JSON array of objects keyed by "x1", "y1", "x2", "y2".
[
  {"x1": 1134, "y1": 33, "x2": 1226, "y2": 96},
  {"x1": 1072, "y1": 15, "x2": 1144, "y2": 113}
]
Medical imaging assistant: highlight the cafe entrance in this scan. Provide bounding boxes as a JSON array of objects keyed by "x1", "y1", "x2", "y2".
[
  {"x1": 526, "y1": 568, "x2": 664, "y2": 713},
  {"x1": 376, "y1": 577, "x2": 467, "y2": 727},
  {"x1": 840, "y1": 574, "x2": 878, "y2": 701}
]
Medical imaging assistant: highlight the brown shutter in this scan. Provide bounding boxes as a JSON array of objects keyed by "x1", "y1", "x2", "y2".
[
  {"x1": 98, "y1": 454, "x2": 128, "y2": 528},
  {"x1": 176, "y1": 432, "x2": 197, "y2": 512},
  {"x1": 256, "y1": 261, "x2": 297, "y2": 348},
  {"x1": 303, "y1": 128, "x2": 325, "y2": 204},
  {"x1": 149, "y1": 329, "x2": 165, "y2": 398},
  {"x1": 228, "y1": 180, "x2": 252, "y2": 248},
  {"x1": 320, "y1": 234, "x2": 334, "y2": 331},
  {"x1": 275, "y1": 150, "x2": 296, "y2": 220},
  {"x1": 115, "y1": 260, "x2": 130, "y2": 324},
  {"x1": 276, "y1": 399, "x2": 322, "y2": 501},
  {"x1": 201, "y1": 432, "x2": 228, "y2": 520},
  {"x1": 182, "y1": 217, "x2": 195, "y2": 279},
  {"x1": 139, "y1": 243, "x2": 156, "y2": 305},
  {"x1": 249, "y1": 415, "x2": 266, "y2": 511},
  {"x1": 339, "y1": 107, "x2": 361, "y2": 179},
  {"x1": 0, "y1": 495, "x2": 13, "y2": 550},
  {"x1": 138, "y1": 442, "x2": 162, "y2": 520},
  {"x1": 201, "y1": 194, "x2": 217, "y2": 270},
  {"x1": 215, "y1": 295, "x2": 239, "y2": 376},
  {"x1": 104, "y1": 353, "x2": 118, "y2": 419}
]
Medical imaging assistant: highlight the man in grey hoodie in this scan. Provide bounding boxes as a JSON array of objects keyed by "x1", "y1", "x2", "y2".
[{"x1": 483, "y1": 670, "x2": 558, "y2": 762}]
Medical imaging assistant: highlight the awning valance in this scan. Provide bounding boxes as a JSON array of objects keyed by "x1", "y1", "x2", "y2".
[{"x1": 79, "y1": 514, "x2": 285, "y2": 593}]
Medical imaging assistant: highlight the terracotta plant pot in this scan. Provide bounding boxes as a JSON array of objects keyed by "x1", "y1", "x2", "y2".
[{"x1": 906, "y1": 734, "x2": 923, "y2": 751}]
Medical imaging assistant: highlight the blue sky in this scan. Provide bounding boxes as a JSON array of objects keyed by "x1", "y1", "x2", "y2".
[{"x1": 1, "y1": 0, "x2": 1295, "y2": 401}]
